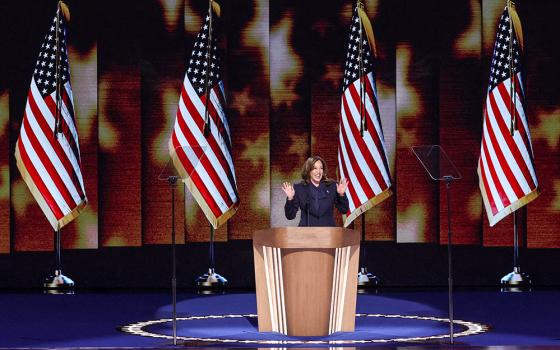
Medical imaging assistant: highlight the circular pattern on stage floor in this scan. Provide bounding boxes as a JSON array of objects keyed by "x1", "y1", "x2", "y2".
[{"x1": 120, "y1": 313, "x2": 489, "y2": 345}]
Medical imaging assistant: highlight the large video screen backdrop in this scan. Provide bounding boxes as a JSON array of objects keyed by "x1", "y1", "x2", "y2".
[{"x1": 1, "y1": 0, "x2": 559, "y2": 254}]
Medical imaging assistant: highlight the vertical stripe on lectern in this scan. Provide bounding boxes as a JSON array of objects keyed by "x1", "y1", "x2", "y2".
[
  {"x1": 262, "y1": 246, "x2": 278, "y2": 332},
  {"x1": 274, "y1": 248, "x2": 287, "y2": 334},
  {"x1": 271, "y1": 247, "x2": 281, "y2": 332},
  {"x1": 334, "y1": 247, "x2": 342, "y2": 331},
  {"x1": 338, "y1": 246, "x2": 351, "y2": 331},
  {"x1": 330, "y1": 246, "x2": 351, "y2": 333},
  {"x1": 329, "y1": 248, "x2": 339, "y2": 333},
  {"x1": 328, "y1": 249, "x2": 335, "y2": 333},
  {"x1": 272, "y1": 247, "x2": 286, "y2": 334},
  {"x1": 262, "y1": 246, "x2": 287, "y2": 335}
]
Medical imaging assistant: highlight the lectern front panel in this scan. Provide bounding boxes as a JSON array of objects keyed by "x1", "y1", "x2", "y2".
[
  {"x1": 282, "y1": 248, "x2": 334, "y2": 336},
  {"x1": 253, "y1": 227, "x2": 360, "y2": 336}
]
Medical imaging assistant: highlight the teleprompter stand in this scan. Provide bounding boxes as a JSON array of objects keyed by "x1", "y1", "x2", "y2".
[
  {"x1": 159, "y1": 145, "x2": 206, "y2": 345},
  {"x1": 412, "y1": 145, "x2": 462, "y2": 344}
]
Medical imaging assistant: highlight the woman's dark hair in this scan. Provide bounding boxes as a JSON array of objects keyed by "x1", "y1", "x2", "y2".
[{"x1": 300, "y1": 155, "x2": 333, "y2": 185}]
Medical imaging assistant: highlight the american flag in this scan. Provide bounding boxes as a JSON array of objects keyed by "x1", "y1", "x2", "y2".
[
  {"x1": 14, "y1": 5, "x2": 87, "y2": 230},
  {"x1": 478, "y1": 5, "x2": 539, "y2": 227},
  {"x1": 337, "y1": 4, "x2": 392, "y2": 227},
  {"x1": 169, "y1": 3, "x2": 239, "y2": 229}
]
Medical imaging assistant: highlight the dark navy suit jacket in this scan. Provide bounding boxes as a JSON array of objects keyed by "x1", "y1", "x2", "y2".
[{"x1": 284, "y1": 181, "x2": 349, "y2": 227}]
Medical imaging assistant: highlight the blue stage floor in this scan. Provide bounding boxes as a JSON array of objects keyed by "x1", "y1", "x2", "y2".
[{"x1": 1, "y1": 289, "x2": 559, "y2": 348}]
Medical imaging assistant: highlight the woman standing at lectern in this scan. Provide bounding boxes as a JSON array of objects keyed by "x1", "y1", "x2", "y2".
[{"x1": 282, "y1": 156, "x2": 349, "y2": 227}]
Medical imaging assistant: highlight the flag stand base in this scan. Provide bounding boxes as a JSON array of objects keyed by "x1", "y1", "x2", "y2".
[
  {"x1": 196, "y1": 268, "x2": 227, "y2": 288},
  {"x1": 44, "y1": 269, "x2": 74, "y2": 293},
  {"x1": 357, "y1": 267, "x2": 380, "y2": 287},
  {"x1": 501, "y1": 267, "x2": 531, "y2": 292}
]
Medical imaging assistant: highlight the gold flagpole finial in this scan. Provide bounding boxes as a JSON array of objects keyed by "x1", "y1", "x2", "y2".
[
  {"x1": 357, "y1": 0, "x2": 364, "y2": 10},
  {"x1": 58, "y1": 1, "x2": 70, "y2": 22},
  {"x1": 506, "y1": 0, "x2": 524, "y2": 52},
  {"x1": 212, "y1": 0, "x2": 221, "y2": 17}
]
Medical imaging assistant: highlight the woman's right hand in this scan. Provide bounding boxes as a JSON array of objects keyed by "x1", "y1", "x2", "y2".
[{"x1": 282, "y1": 182, "x2": 295, "y2": 200}]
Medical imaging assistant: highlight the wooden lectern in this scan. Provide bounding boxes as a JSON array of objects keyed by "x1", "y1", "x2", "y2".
[{"x1": 252, "y1": 227, "x2": 360, "y2": 336}]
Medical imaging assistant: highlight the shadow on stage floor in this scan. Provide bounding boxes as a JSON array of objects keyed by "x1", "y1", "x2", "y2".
[{"x1": 0, "y1": 288, "x2": 559, "y2": 349}]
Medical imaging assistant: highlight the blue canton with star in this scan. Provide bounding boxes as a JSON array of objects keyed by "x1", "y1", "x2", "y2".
[
  {"x1": 186, "y1": 11, "x2": 222, "y2": 96},
  {"x1": 342, "y1": 7, "x2": 374, "y2": 91},
  {"x1": 488, "y1": 7, "x2": 522, "y2": 91},
  {"x1": 33, "y1": 12, "x2": 70, "y2": 98}
]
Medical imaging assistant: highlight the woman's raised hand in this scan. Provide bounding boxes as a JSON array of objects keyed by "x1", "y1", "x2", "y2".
[
  {"x1": 337, "y1": 177, "x2": 349, "y2": 196},
  {"x1": 282, "y1": 182, "x2": 295, "y2": 200}
]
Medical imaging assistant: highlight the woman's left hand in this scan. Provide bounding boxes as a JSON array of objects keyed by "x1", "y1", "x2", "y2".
[{"x1": 337, "y1": 177, "x2": 349, "y2": 196}]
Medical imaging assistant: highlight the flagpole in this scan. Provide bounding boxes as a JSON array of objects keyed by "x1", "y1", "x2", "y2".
[
  {"x1": 355, "y1": 0, "x2": 379, "y2": 288},
  {"x1": 196, "y1": 224, "x2": 228, "y2": 289},
  {"x1": 500, "y1": 0, "x2": 531, "y2": 291},
  {"x1": 357, "y1": 0, "x2": 366, "y2": 137},
  {"x1": 53, "y1": 1, "x2": 64, "y2": 136},
  {"x1": 507, "y1": 0, "x2": 517, "y2": 136},
  {"x1": 357, "y1": 214, "x2": 380, "y2": 287},
  {"x1": 501, "y1": 210, "x2": 531, "y2": 290},
  {"x1": 203, "y1": 0, "x2": 214, "y2": 138},
  {"x1": 196, "y1": 0, "x2": 227, "y2": 290},
  {"x1": 44, "y1": 227, "x2": 75, "y2": 291},
  {"x1": 43, "y1": 2, "x2": 74, "y2": 293}
]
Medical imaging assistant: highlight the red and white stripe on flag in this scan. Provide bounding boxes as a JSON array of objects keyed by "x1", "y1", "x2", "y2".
[
  {"x1": 169, "y1": 78, "x2": 239, "y2": 229},
  {"x1": 478, "y1": 73, "x2": 539, "y2": 226},
  {"x1": 169, "y1": 5, "x2": 239, "y2": 229},
  {"x1": 477, "y1": 6, "x2": 539, "y2": 226},
  {"x1": 337, "y1": 6, "x2": 392, "y2": 227},
  {"x1": 338, "y1": 73, "x2": 392, "y2": 227},
  {"x1": 15, "y1": 9, "x2": 87, "y2": 230}
]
